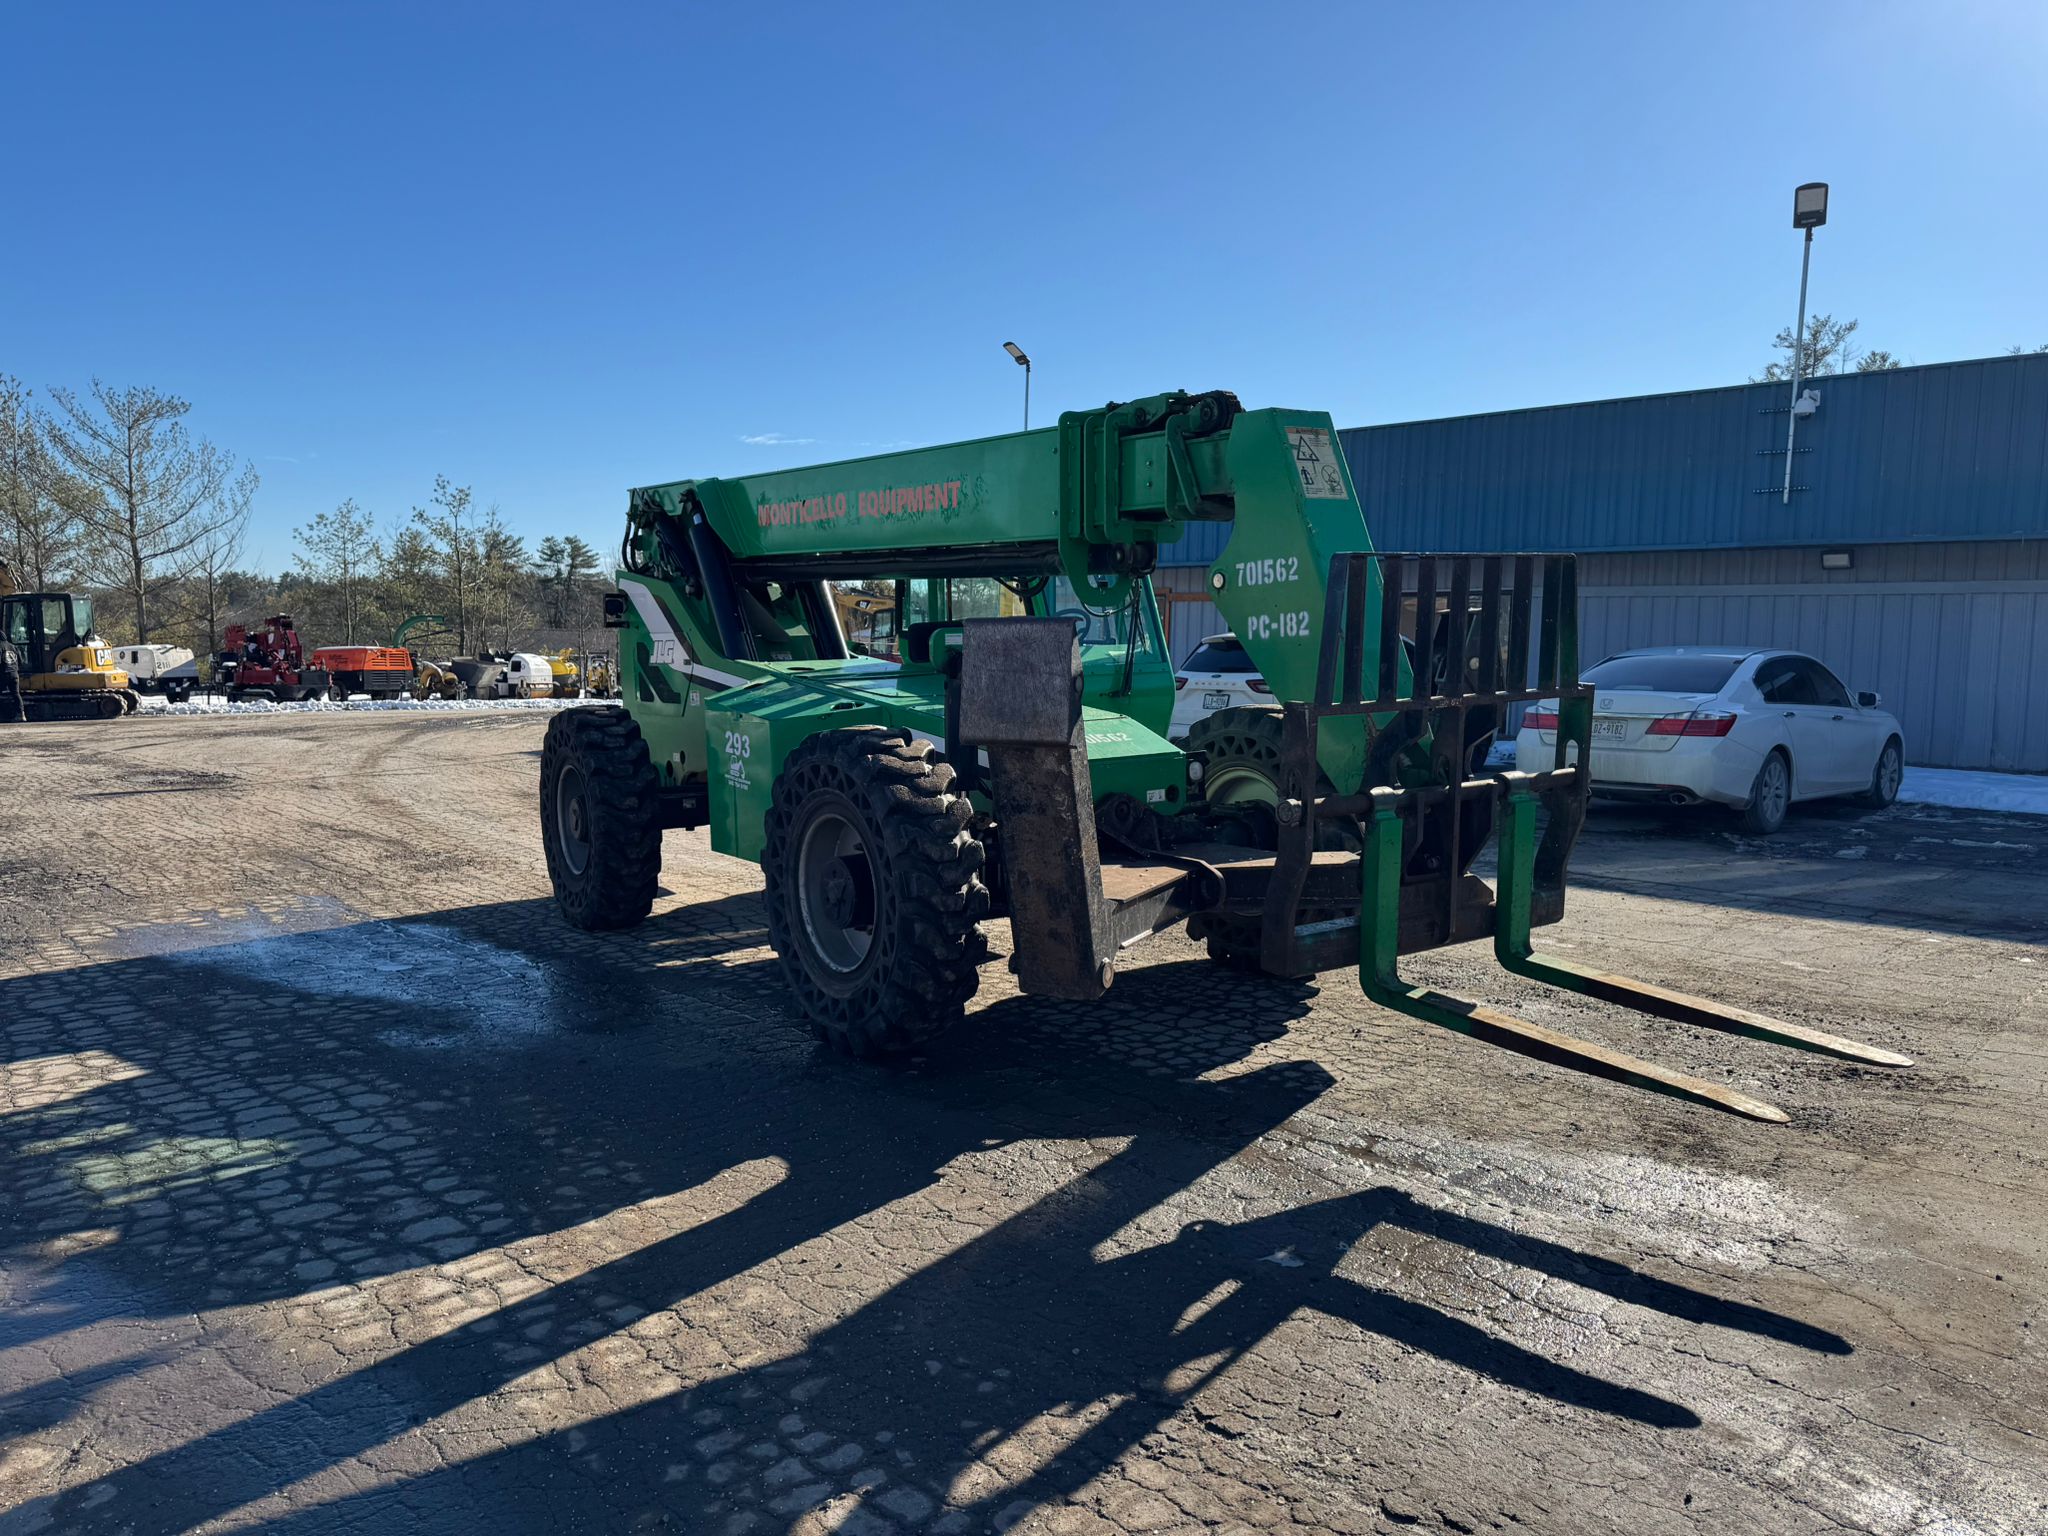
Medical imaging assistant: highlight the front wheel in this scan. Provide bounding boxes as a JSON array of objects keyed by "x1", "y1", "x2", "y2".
[
  {"x1": 763, "y1": 728, "x2": 988, "y2": 1056},
  {"x1": 1180, "y1": 708, "x2": 1358, "y2": 971},
  {"x1": 1861, "y1": 738, "x2": 1903, "y2": 808},
  {"x1": 1738, "y1": 750, "x2": 1791, "y2": 835},
  {"x1": 540, "y1": 706, "x2": 663, "y2": 930}
]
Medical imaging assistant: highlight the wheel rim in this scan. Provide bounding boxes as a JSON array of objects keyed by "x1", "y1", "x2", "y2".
[
  {"x1": 1759, "y1": 757, "x2": 1788, "y2": 822},
  {"x1": 556, "y1": 762, "x2": 593, "y2": 875},
  {"x1": 1204, "y1": 761, "x2": 1280, "y2": 810},
  {"x1": 797, "y1": 810, "x2": 877, "y2": 973},
  {"x1": 1880, "y1": 746, "x2": 1901, "y2": 800}
]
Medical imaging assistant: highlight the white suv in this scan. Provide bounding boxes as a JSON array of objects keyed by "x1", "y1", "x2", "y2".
[{"x1": 1169, "y1": 633, "x2": 1271, "y2": 741}]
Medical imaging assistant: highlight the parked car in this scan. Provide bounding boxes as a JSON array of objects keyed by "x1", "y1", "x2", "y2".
[
  {"x1": 1169, "y1": 632, "x2": 1270, "y2": 739},
  {"x1": 1516, "y1": 646, "x2": 1904, "y2": 834}
]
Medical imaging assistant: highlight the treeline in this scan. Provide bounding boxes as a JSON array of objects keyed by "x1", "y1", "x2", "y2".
[{"x1": 2, "y1": 373, "x2": 609, "y2": 664}]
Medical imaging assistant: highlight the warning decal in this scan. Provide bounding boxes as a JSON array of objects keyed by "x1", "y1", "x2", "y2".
[{"x1": 1285, "y1": 426, "x2": 1349, "y2": 500}]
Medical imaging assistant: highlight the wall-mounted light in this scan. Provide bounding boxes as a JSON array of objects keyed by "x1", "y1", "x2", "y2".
[{"x1": 1820, "y1": 550, "x2": 1853, "y2": 570}]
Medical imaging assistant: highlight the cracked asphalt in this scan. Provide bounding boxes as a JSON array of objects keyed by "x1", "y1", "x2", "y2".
[{"x1": 1, "y1": 711, "x2": 2042, "y2": 1535}]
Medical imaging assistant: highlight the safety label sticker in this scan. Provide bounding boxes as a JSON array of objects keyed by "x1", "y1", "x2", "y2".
[{"x1": 1286, "y1": 426, "x2": 1349, "y2": 500}]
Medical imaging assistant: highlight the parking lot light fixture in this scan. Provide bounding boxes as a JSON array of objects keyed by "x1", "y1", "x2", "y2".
[
  {"x1": 1783, "y1": 182, "x2": 1829, "y2": 504},
  {"x1": 1003, "y1": 341, "x2": 1031, "y2": 429}
]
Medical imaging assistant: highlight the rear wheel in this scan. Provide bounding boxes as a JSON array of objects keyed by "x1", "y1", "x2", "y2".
[
  {"x1": 1861, "y1": 737, "x2": 1903, "y2": 808},
  {"x1": 540, "y1": 705, "x2": 663, "y2": 930},
  {"x1": 763, "y1": 728, "x2": 988, "y2": 1056},
  {"x1": 1739, "y1": 750, "x2": 1791, "y2": 835}
]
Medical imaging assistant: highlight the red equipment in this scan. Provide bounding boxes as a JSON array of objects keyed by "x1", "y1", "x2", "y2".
[
  {"x1": 310, "y1": 645, "x2": 414, "y2": 700},
  {"x1": 219, "y1": 615, "x2": 330, "y2": 702}
]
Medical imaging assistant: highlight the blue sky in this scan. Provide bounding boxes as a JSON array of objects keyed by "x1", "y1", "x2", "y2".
[{"x1": 4, "y1": 1, "x2": 2043, "y2": 570}]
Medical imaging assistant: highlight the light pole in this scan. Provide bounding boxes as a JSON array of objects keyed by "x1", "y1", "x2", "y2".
[
  {"x1": 1783, "y1": 181, "x2": 1828, "y2": 504},
  {"x1": 1003, "y1": 341, "x2": 1031, "y2": 429}
]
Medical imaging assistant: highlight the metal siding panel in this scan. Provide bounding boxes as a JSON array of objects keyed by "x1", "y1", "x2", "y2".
[
  {"x1": 1336, "y1": 354, "x2": 2048, "y2": 553},
  {"x1": 1955, "y1": 596, "x2": 2000, "y2": 767},
  {"x1": 1991, "y1": 592, "x2": 2037, "y2": 770},
  {"x1": 2024, "y1": 595, "x2": 2048, "y2": 769}
]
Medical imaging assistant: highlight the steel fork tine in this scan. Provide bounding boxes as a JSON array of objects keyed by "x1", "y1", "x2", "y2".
[{"x1": 1490, "y1": 782, "x2": 1912, "y2": 1068}]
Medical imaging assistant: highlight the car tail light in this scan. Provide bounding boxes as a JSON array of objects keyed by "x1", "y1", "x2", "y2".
[
  {"x1": 1646, "y1": 711, "x2": 1737, "y2": 737},
  {"x1": 1247, "y1": 677, "x2": 1271, "y2": 694},
  {"x1": 1523, "y1": 709, "x2": 1559, "y2": 729},
  {"x1": 1175, "y1": 676, "x2": 1188, "y2": 691}
]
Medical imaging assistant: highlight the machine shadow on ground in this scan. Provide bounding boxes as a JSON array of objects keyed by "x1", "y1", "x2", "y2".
[{"x1": 1, "y1": 894, "x2": 1854, "y2": 1533}]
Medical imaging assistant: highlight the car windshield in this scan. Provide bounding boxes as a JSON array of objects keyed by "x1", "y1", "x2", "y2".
[
  {"x1": 1183, "y1": 638, "x2": 1256, "y2": 674},
  {"x1": 1583, "y1": 654, "x2": 1740, "y2": 694}
]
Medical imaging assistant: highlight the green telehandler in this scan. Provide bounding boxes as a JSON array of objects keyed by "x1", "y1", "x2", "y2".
[{"x1": 541, "y1": 390, "x2": 1907, "y2": 1121}]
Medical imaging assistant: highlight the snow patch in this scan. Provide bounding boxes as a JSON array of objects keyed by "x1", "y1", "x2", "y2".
[
  {"x1": 135, "y1": 694, "x2": 581, "y2": 717},
  {"x1": 1897, "y1": 767, "x2": 2048, "y2": 818}
]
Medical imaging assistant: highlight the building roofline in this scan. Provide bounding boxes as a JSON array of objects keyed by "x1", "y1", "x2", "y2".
[{"x1": 1344, "y1": 349, "x2": 2048, "y2": 435}]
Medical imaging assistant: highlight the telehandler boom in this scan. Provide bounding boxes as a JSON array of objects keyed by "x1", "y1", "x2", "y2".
[{"x1": 541, "y1": 390, "x2": 1907, "y2": 1121}]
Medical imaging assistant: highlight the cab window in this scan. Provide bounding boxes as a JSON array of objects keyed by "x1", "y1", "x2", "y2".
[{"x1": 1040, "y1": 576, "x2": 1159, "y2": 656}]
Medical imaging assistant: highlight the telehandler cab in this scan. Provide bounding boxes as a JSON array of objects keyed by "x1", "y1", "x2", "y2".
[{"x1": 541, "y1": 390, "x2": 1907, "y2": 1121}]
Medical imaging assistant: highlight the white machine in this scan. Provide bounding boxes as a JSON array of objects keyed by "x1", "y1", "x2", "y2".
[{"x1": 114, "y1": 643, "x2": 200, "y2": 703}]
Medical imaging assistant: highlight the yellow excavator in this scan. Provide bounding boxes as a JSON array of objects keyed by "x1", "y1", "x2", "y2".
[{"x1": 0, "y1": 562, "x2": 139, "y2": 721}]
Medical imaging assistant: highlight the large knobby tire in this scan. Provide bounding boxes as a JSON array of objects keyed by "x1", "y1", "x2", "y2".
[
  {"x1": 1738, "y1": 749, "x2": 1791, "y2": 835},
  {"x1": 541, "y1": 705, "x2": 662, "y2": 930},
  {"x1": 1861, "y1": 736, "x2": 1903, "y2": 808},
  {"x1": 1182, "y1": 707, "x2": 1357, "y2": 970},
  {"x1": 763, "y1": 727, "x2": 988, "y2": 1057}
]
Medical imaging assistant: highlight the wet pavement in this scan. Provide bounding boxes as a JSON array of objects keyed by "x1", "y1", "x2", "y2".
[{"x1": 1, "y1": 712, "x2": 2043, "y2": 1535}]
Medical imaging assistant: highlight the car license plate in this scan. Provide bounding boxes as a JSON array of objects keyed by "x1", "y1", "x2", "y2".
[
  {"x1": 1203, "y1": 691, "x2": 1231, "y2": 709},
  {"x1": 1593, "y1": 718, "x2": 1628, "y2": 739}
]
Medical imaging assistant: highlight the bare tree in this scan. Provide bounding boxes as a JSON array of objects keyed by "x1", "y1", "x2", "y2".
[
  {"x1": 1, "y1": 375, "x2": 94, "y2": 592},
  {"x1": 1757, "y1": 314, "x2": 1887, "y2": 382},
  {"x1": 295, "y1": 498, "x2": 381, "y2": 643},
  {"x1": 37, "y1": 381, "x2": 256, "y2": 641},
  {"x1": 378, "y1": 524, "x2": 444, "y2": 640},
  {"x1": 477, "y1": 504, "x2": 528, "y2": 652},
  {"x1": 183, "y1": 512, "x2": 249, "y2": 667},
  {"x1": 412, "y1": 475, "x2": 477, "y2": 651}
]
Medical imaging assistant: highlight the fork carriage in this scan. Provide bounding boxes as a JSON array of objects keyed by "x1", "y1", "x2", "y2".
[{"x1": 962, "y1": 551, "x2": 1908, "y2": 1123}]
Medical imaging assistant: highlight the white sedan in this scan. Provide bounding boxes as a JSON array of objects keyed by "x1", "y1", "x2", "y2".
[{"x1": 1515, "y1": 646, "x2": 1905, "y2": 834}]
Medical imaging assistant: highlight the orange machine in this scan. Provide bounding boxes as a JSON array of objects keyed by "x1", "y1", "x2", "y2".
[{"x1": 310, "y1": 644, "x2": 416, "y2": 701}]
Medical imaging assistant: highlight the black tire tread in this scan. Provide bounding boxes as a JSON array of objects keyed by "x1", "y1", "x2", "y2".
[
  {"x1": 1860, "y1": 736, "x2": 1904, "y2": 808},
  {"x1": 540, "y1": 705, "x2": 663, "y2": 931},
  {"x1": 762, "y1": 727, "x2": 988, "y2": 1057},
  {"x1": 1739, "y1": 749, "x2": 1791, "y2": 835}
]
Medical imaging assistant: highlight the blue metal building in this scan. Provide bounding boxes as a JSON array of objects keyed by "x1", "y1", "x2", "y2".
[{"x1": 1157, "y1": 352, "x2": 2048, "y2": 770}]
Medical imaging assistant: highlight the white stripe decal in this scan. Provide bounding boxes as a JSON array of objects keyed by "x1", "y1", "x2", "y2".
[{"x1": 619, "y1": 578, "x2": 749, "y2": 691}]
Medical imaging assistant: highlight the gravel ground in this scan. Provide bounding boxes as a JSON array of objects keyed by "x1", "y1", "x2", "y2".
[{"x1": 1, "y1": 711, "x2": 2042, "y2": 1536}]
